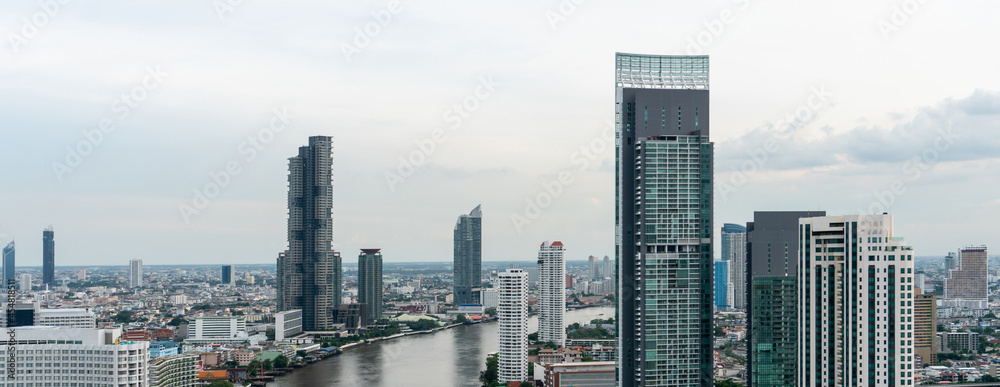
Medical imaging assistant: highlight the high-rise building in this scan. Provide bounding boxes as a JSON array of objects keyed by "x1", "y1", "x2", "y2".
[
  {"x1": 498, "y1": 268, "x2": 528, "y2": 383},
  {"x1": 2, "y1": 241, "x2": 14, "y2": 289},
  {"x1": 77, "y1": 267, "x2": 86, "y2": 281},
  {"x1": 0, "y1": 327, "x2": 149, "y2": 386},
  {"x1": 358, "y1": 248, "x2": 384, "y2": 321},
  {"x1": 714, "y1": 261, "x2": 728, "y2": 310},
  {"x1": 797, "y1": 214, "x2": 915, "y2": 387},
  {"x1": 538, "y1": 241, "x2": 566, "y2": 348},
  {"x1": 589, "y1": 255, "x2": 600, "y2": 279},
  {"x1": 189, "y1": 316, "x2": 247, "y2": 345},
  {"x1": 914, "y1": 288, "x2": 937, "y2": 367},
  {"x1": 221, "y1": 265, "x2": 234, "y2": 284},
  {"x1": 129, "y1": 258, "x2": 143, "y2": 288},
  {"x1": 18, "y1": 273, "x2": 30, "y2": 292},
  {"x1": 602, "y1": 255, "x2": 612, "y2": 278},
  {"x1": 944, "y1": 245, "x2": 988, "y2": 309},
  {"x1": 615, "y1": 53, "x2": 713, "y2": 387},
  {"x1": 275, "y1": 309, "x2": 303, "y2": 341},
  {"x1": 944, "y1": 252, "x2": 957, "y2": 271},
  {"x1": 722, "y1": 223, "x2": 747, "y2": 309},
  {"x1": 42, "y1": 226, "x2": 55, "y2": 288},
  {"x1": 150, "y1": 353, "x2": 198, "y2": 387},
  {"x1": 454, "y1": 205, "x2": 483, "y2": 305},
  {"x1": 276, "y1": 136, "x2": 342, "y2": 331},
  {"x1": 745, "y1": 211, "x2": 824, "y2": 387}
]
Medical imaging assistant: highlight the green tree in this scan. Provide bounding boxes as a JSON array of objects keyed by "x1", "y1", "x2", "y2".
[
  {"x1": 113, "y1": 311, "x2": 133, "y2": 324},
  {"x1": 246, "y1": 360, "x2": 262, "y2": 377},
  {"x1": 296, "y1": 350, "x2": 307, "y2": 358},
  {"x1": 485, "y1": 308, "x2": 497, "y2": 317},
  {"x1": 167, "y1": 316, "x2": 187, "y2": 326},
  {"x1": 456, "y1": 314, "x2": 468, "y2": 323},
  {"x1": 274, "y1": 355, "x2": 289, "y2": 369},
  {"x1": 479, "y1": 354, "x2": 499, "y2": 387},
  {"x1": 527, "y1": 362, "x2": 534, "y2": 375},
  {"x1": 948, "y1": 340, "x2": 961, "y2": 352},
  {"x1": 714, "y1": 326, "x2": 725, "y2": 337},
  {"x1": 714, "y1": 380, "x2": 744, "y2": 387},
  {"x1": 262, "y1": 359, "x2": 273, "y2": 371},
  {"x1": 980, "y1": 374, "x2": 1000, "y2": 383},
  {"x1": 528, "y1": 332, "x2": 538, "y2": 342},
  {"x1": 582, "y1": 355, "x2": 595, "y2": 362},
  {"x1": 208, "y1": 381, "x2": 234, "y2": 387}
]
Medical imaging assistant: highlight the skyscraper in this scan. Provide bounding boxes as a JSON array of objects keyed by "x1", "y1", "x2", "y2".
[
  {"x1": 615, "y1": 53, "x2": 713, "y2": 387},
  {"x1": 601, "y1": 255, "x2": 612, "y2": 278},
  {"x1": 358, "y1": 248, "x2": 384, "y2": 322},
  {"x1": 276, "y1": 136, "x2": 342, "y2": 331},
  {"x1": 944, "y1": 245, "x2": 988, "y2": 309},
  {"x1": 714, "y1": 261, "x2": 728, "y2": 310},
  {"x1": 453, "y1": 205, "x2": 482, "y2": 305},
  {"x1": 944, "y1": 252, "x2": 957, "y2": 271},
  {"x1": 745, "y1": 210, "x2": 824, "y2": 387},
  {"x1": 914, "y1": 288, "x2": 937, "y2": 367},
  {"x1": 589, "y1": 255, "x2": 600, "y2": 279},
  {"x1": 537, "y1": 241, "x2": 566, "y2": 348},
  {"x1": 129, "y1": 258, "x2": 143, "y2": 288},
  {"x1": 498, "y1": 268, "x2": 528, "y2": 383},
  {"x1": 797, "y1": 214, "x2": 915, "y2": 387},
  {"x1": 2, "y1": 241, "x2": 14, "y2": 289},
  {"x1": 19, "y1": 273, "x2": 31, "y2": 292},
  {"x1": 42, "y1": 226, "x2": 54, "y2": 288},
  {"x1": 221, "y1": 265, "x2": 234, "y2": 285},
  {"x1": 722, "y1": 223, "x2": 747, "y2": 309}
]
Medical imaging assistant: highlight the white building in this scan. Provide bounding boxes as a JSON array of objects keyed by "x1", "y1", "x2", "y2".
[
  {"x1": 498, "y1": 268, "x2": 528, "y2": 383},
  {"x1": 275, "y1": 309, "x2": 303, "y2": 341},
  {"x1": 480, "y1": 288, "x2": 499, "y2": 310},
  {"x1": 724, "y1": 227, "x2": 747, "y2": 309},
  {"x1": 36, "y1": 308, "x2": 97, "y2": 328},
  {"x1": 149, "y1": 353, "x2": 197, "y2": 387},
  {"x1": 0, "y1": 326, "x2": 150, "y2": 386},
  {"x1": 129, "y1": 258, "x2": 143, "y2": 288},
  {"x1": 169, "y1": 294, "x2": 188, "y2": 305},
  {"x1": 537, "y1": 241, "x2": 566, "y2": 348},
  {"x1": 188, "y1": 316, "x2": 248, "y2": 345},
  {"x1": 798, "y1": 214, "x2": 915, "y2": 387},
  {"x1": 78, "y1": 267, "x2": 87, "y2": 281},
  {"x1": 18, "y1": 273, "x2": 30, "y2": 292}
]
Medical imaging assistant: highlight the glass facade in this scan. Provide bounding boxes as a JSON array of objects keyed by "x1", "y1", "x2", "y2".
[
  {"x1": 714, "y1": 261, "x2": 728, "y2": 310},
  {"x1": 454, "y1": 205, "x2": 483, "y2": 305},
  {"x1": 750, "y1": 276, "x2": 797, "y2": 387}
]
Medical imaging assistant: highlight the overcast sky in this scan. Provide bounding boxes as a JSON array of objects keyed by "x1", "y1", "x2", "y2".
[{"x1": 1, "y1": 1, "x2": 998, "y2": 266}]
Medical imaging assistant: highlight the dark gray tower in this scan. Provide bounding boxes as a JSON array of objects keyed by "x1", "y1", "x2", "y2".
[
  {"x1": 453, "y1": 205, "x2": 482, "y2": 305},
  {"x1": 42, "y1": 226, "x2": 54, "y2": 288},
  {"x1": 2, "y1": 241, "x2": 14, "y2": 289},
  {"x1": 277, "y1": 136, "x2": 341, "y2": 331},
  {"x1": 615, "y1": 53, "x2": 713, "y2": 387},
  {"x1": 221, "y1": 265, "x2": 234, "y2": 284},
  {"x1": 358, "y1": 248, "x2": 384, "y2": 321}
]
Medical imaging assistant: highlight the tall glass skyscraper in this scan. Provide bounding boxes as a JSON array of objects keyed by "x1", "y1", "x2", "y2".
[
  {"x1": 3, "y1": 241, "x2": 14, "y2": 289},
  {"x1": 453, "y1": 205, "x2": 482, "y2": 305},
  {"x1": 221, "y1": 265, "x2": 234, "y2": 284},
  {"x1": 42, "y1": 226, "x2": 54, "y2": 288},
  {"x1": 722, "y1": 223, "x2": 747, "y2": 309},
  {"x1": 358, "y1": 248, "x2": 384, "y2": 321},
  {"x1": 277, "y1": 136, "x2": 342, "y2": 331},
  {"x1": 615, "y1": 53, "x2": 713, "y2": 387},
  {"x1": 714, "y1": 261, "x2": 728, "y2": 310}
]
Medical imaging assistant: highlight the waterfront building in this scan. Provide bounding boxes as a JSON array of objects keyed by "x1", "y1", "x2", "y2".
[
  {"x1": 498, "y1": 268, "x2": 528, "y2": 383},
  {"x1": 797, "y1": 214, "x2": 915, "y2": 387},
  {"x1": 538, "y1": 241, "x2": 566, "y2": 348},
  {"x1": 746, "y1": 210, "x2": 824, "y2": 387},
  {"x1": 275, "y1": 309, "x2": 303, "y2": 341},
  {"x1": 276, "y1": 136, "x2": 342, "y2": 331},
  {"x1": 615, "y1": 53, "x2": 714, "y2": 387},
  {"x1": 454, "y1": 205, "x2": 483, "y2": 305},
  {"x1": 189, "y1": 316, "x2": 248, "y2": 345},
  {"x1": 0, "y1": 327, "x2": 150, "y2": 386},
  {"x1": 358, "y1": 248, "x2": 384, "y2": 321},
  {"x1": 149, "y1": 353, "x2": 198, "y2": 387}
]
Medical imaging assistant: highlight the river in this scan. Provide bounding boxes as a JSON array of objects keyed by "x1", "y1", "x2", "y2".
[{"x1": 270, "y1": 306, "x2": 614, "y2": 387}]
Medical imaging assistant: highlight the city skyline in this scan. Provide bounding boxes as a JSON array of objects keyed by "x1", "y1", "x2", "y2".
[{"x1": 2, "y1": 2, "x2": 999, "y2": 265}]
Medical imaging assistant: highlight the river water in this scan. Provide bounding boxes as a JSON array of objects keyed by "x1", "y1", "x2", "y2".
[{"x1": 271, "y1": 307, "x2": 614, "y2": 387}]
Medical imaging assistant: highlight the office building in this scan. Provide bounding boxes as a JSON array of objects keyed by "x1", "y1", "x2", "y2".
[
  {"x1": 36, "y1": 308, "x2": 97, "y2": 328},
  {"x1": 358, "y1": 248, "x2": 384, "y2": 321},
  {"x1": 0, "y1": 327, "x2": 150, "y2": 386},
  {"x1": 914, "y1": 288, "x2": 937, "y2": 367},
  {"x1": 938, "y1": 331, "x2": 979, "y2": 353},
  {"x1": 333, "y1": 303, "x2": 368, "y2": 331},
  {"x1": 746, "y1": 210, "x2": 824, "y2": 387},
  {"x1": 480, "y1": 288, "x2": 499, "y2": 310},
  {"x1": 538, "y1": 241, "x2": 566, "y2": 348},
  {"x1": 148, "y1": 340, "x2": 180, "y2": 358},
  {"x1": 189, "y1": 316, "x2": 248, "y2": 345},
  {"x1": 589, "y1": 255, "x2": 600, "y2": 279},
  {"x1": 602, "y1": 255, "x2": 612, "y2": 278},
  {"x1": 149, "y1": 353, "x2": 198, "y2": 387},
  {"x1": 544, "y1": 361, "x2": 616, "y2": 387},
  {"x1": 797, "y1": 214, "x2": 915, "y2": 387},
  {"x1": 722, "y1": 223, "x2": 747, "y2": 309},
  {"x1": 18, "y1": 273, "x2": 30, "y2": 292},
  {"x1": 944, "y1": 252, "x2": 957, "y2": 271},
  {"x1": 77, "y1": 267, "x2": 86, "y2": 281},
  {"x1": 129, "y1": 258, "x2": 143, "y2": 288},
  {"x1": 498, "y1": 268, "x2": 528, "y2": 383},
  {"x1": 2, "y1": 241, "x2": 13, "y2": 289},
  {"x1": 221, "y1": 264, "x2": 234, "y2": 285},
  {"x1": 275, "y1": 309, "x2": 303, "y2": 341},
  {"x1": 454, "y1": 205, "x2": 483, "y2": 305},
  {"x1": 714, "y1": 261, "x2": 728, "y2": 310},
  {"x1": 43, "y1": 226, "x2": 54, "y2": 288},
  {"x1": 276, "y1": 136, "x2": 342, "y2": 331},
  {"x1": 944, "y1": 246, "x2": 988, "y2": 309},
  {"x1": 615, "y1": 53, "x2": 713, "y2": 387}
]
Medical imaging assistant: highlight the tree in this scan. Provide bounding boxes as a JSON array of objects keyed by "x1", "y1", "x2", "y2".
[
  {"x1": 208, "y1": 381, "x2": 234, "y2": 387},
  {"x1": 528, "y1": 332, "x2": 538, "y2": 342},
  {"x1": 456, "y1": 314, "x2": 468, "y2": 323},
  {"x1": 246, "y1": 360, "x2": 262, "y2": 377},
  {"x1": 714, "y1": 327, "x2": 725, "y2": 337},
  {"x1": 262, "y1": 359, "x2": 273, "y2": 371},
  {"x1": 274, "y1": 355, "x2": 289, "y2": 369},
  {"x1": 984, "y1": 313, "x2": 998, "y2": 320},
  {"x1": 296, "y1": 350, "x2": 307, "y2": 358},
  {"x1": 167, "y1": 316, "x2": 187, "y2": 326},
  {"x1": 980, "y1": 374, "x2": 1000, "y2": 383},
  {"x1": 527, "y1": 362, "x2": 534, "y2": 375},
  {"x1": 582, "y1": 355, "x2": 595, "y2": 362},
  {"x1": 485, "y1": 308, "x2": 497, "y2": 317},
  {"x1": 948, "y1": 340, "x2": 961, "y2": 352},
  {"x1": 479, "y1": 354, "x2": 499, "y2": 387},
  {"x1": 937, "y1": 324, "x2": 946, "y2": 332},
  {"x1": 113, "y1": 311, "x2": 133, "y2": 324}
]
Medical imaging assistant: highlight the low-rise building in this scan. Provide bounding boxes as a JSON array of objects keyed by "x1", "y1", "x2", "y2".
[{"x1": 544, "y1": 361, "x2": 616, "y2": 387}]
